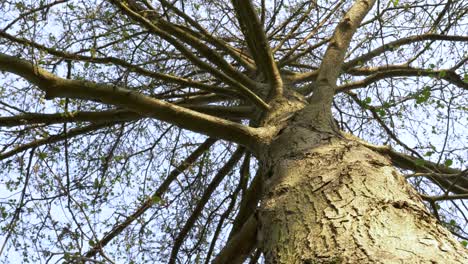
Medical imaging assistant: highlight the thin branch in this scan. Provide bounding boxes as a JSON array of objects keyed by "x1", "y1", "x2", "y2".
[
  {"x1": 0, "y1": 147, "x2": 36, "y2": 257},
  {"x1": 347, "y1": 91, "x2": 423, "y2": 159},
  {"x1": 0, "y1": 122, "x2": 114, "y2": 161},
  {"x1": 358, "y1": 140, "x2": 468, "y2": 194},
  {"x1": 338, "y1": 67, "x2": 468, "y2": 92},
  {"x1": 85, "y1": 138, "x2": 216, "y2": 258},
  {"x1": 169, "y1": 147, "x2": 245, "y2": 264},
  {"x1": 0, "y1": 110, "x2": 140, "y2": 127},
  {"x1": 279, "y1": 0, "x2": 345, "y2": 66},
  {"x1": 229, "y1": 169, "x2": 262, "y2": 240},
  {"x1": 158, "y1": 0, "x2": 256, "y2": 72},
  {"x1": 1, "y1": 0, "x2": 69, "y2": 31},
  {"x1": 343, "y1": 34, "x2": 468, "y2": 69},
  {"x1": 0, "y1": 105, "x2": 254, "y2": 127},
  {"x1": 421, "y1": 194, "x2": 468, "y2": 202}
]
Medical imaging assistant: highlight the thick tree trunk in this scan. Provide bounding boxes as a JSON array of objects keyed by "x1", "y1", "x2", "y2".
[{"x1": 259, "y1": 127, "x2": 468, "y2": 263}]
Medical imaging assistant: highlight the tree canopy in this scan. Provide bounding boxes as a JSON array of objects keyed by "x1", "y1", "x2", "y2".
[{"x1": 0, "y1": 0, "x2": 467, "y2": 263}]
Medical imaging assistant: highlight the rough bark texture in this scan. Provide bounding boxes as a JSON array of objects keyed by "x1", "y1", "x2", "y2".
[{"x1": 259, "y1": 128, "x2": 468, "y2": 263}]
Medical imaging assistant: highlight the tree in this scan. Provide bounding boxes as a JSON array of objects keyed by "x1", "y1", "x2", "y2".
[{"x1": 0, "y1": 0, "x2": 467, "y2": 263}]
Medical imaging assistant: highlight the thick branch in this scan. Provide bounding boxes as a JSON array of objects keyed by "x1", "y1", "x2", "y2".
[
  {"x1": 0, "y1": 106, "x2": 253, "y2": 127},
  {"x1": 360, "y1": 142, "x2": 468, "y2": 194},
  {"x1": 302, "y1": 0, "x2": 376, "y2": 130},
  {"x1": 213, "y1": 214, "x2": 258, "y2": 264},
  {"x1": 232, "y1": 0, "x2": 283, "y2": 99},
  {"x1": 0, "y1": 53, "x2": 270, "y2": 149},
  {"x1": 0, "y1": 31, "x2": 241, "y2": 98}
]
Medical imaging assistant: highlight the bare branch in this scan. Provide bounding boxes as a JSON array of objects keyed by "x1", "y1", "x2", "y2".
[
  {"x1": 213, "y1": 214, "x2": 258, "y2": 264},
  {"x1": 109, "y1": 0, "x2": 270, "y2": 110},
  {"x1": 232, "y1": 0, "x2": 283, "y2": 99},
  {"x1": 0, "y1": 53, "x2": 270, "y2": 149},
  {"x1": 169, "y1": 147, "x2": 245, "y2": 264},
  {"x1": 338, "y1": 66, "x2": 468, "y2": 92},
  {"x1": 0, "y1": 105, "x2": 253, "y2": 127},
  {"x1": 0, "y1": 122, "x2": 114, "y2": 161},
  {"x1": 343, "y1": 34, "x2": 468, "y2": 69},
  {"x1": 85, "y1": 138, "x2": 216, "y2": 258},
  {"x1": 0, "y1": 31, "x2": 242, "y2": 98},
  {"x1": 0, "y1": 110, "x2": 140, "y2": 127}
]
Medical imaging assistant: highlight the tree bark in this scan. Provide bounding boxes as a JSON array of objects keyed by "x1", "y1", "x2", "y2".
[{"x1": 259, "y1": 128, "x2": 468, "y2": 263}]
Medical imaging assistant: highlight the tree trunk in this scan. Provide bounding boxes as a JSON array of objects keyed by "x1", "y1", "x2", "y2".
[{"x1": 259, "y1": 127, "x2": 468, "y2": 263}]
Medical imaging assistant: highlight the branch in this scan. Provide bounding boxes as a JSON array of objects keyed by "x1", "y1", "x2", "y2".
[
  {"x1": 109, "y1": 0, "x2": 270, "y2": 110},
  {"x1": 0, "y1": 106, "x2": 254, "y2": 127},
  {"x1": 232, "y1": 0, "x2": 283, "y2": 99},
  {"x1": 421, "y1": 193, "x2": 468, "y2": 202},
  {"x1": 85, "y1": 138, "x2": 216, "y2": 258},
  {"x1": 228, "y1": 169, "x2": 262, "y2": 239},
  {"x1": 271, "y1": 2, "x2": 316, "y2": 54},
  {"x1": 0, "y1": 53, "x2": 270, "y2": 149},
  {"x1": 0, "y1": 122, "x2": 114, "y2": 161},
  {"x1": 359, "y1": 141, "x2": 468, "y2": 195},
  {"x1": 294, "y1": 0, "x2": 376, "y2": 84},
  {"x1": 0, "y1": 110, "x2": 140, "y2": 127},
  {"x1": 301, "y1": 0, "x2": 376, "y2": 130},
  {"x1": 343, "y1": 34, "x2": 468, "y2": 69},
  {"x1": 212, "y1": 214, "x2": 258, "y2": 264},
  {"x1": 279, "y1": 0, "x2": 345, "y2": 66},
  {"x1": 0, "y1": 31, "x2": 241, "y2": 98},
  {"x1": 2, "y1": 0, "x2": 69, "y2": 31},
  {"x1": 338, "y1": 66, "x2": 468, "y2": 92},
  {"x1": 158, "y1": 0, "x2": 256, "y2": 72},
  {"x1": 347, "y1": 91, "x2": 423, "y2": 158},
  {"x1": 169, "y1": 147, "x2": 245, "y2": 264}
]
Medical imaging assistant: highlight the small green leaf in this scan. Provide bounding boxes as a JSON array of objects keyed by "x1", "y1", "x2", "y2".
[
  {"x1": 391, "y1": 0, "x2": 399, "y2": 7},
  {"x1": 424, "y1": 151, "x2": 434, "y2": 157},
  {"x1": 151, "y1": 195, "x2": 162, "y2": 204},
  {"x1": 414, "y1": 159, "x2": 425, "y2": 166},
  {"x1": 415, "y1": 87, "x2": 431, "y2": 104},
  {"x1": 364, "y1": 97, "x2": 372, "y2": 104},
  {"x1": 38, "y1": 152, "x2": 47, "y2": 160},
  {"x1": 444, "y1": 159, "x2": 453, "y2": 167},
  {"x1": 461, "y1": 240, "x2": 468, "y2": 247},
  {"x1": 438, "y1": 70, "x2": 446, "y2": 78},
  {"x1": 377, "y1": 108, "x2": 386, "y2": 117},
  {"x1": 93, "y1": 178, "x2": 100, "y2": 189}
]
